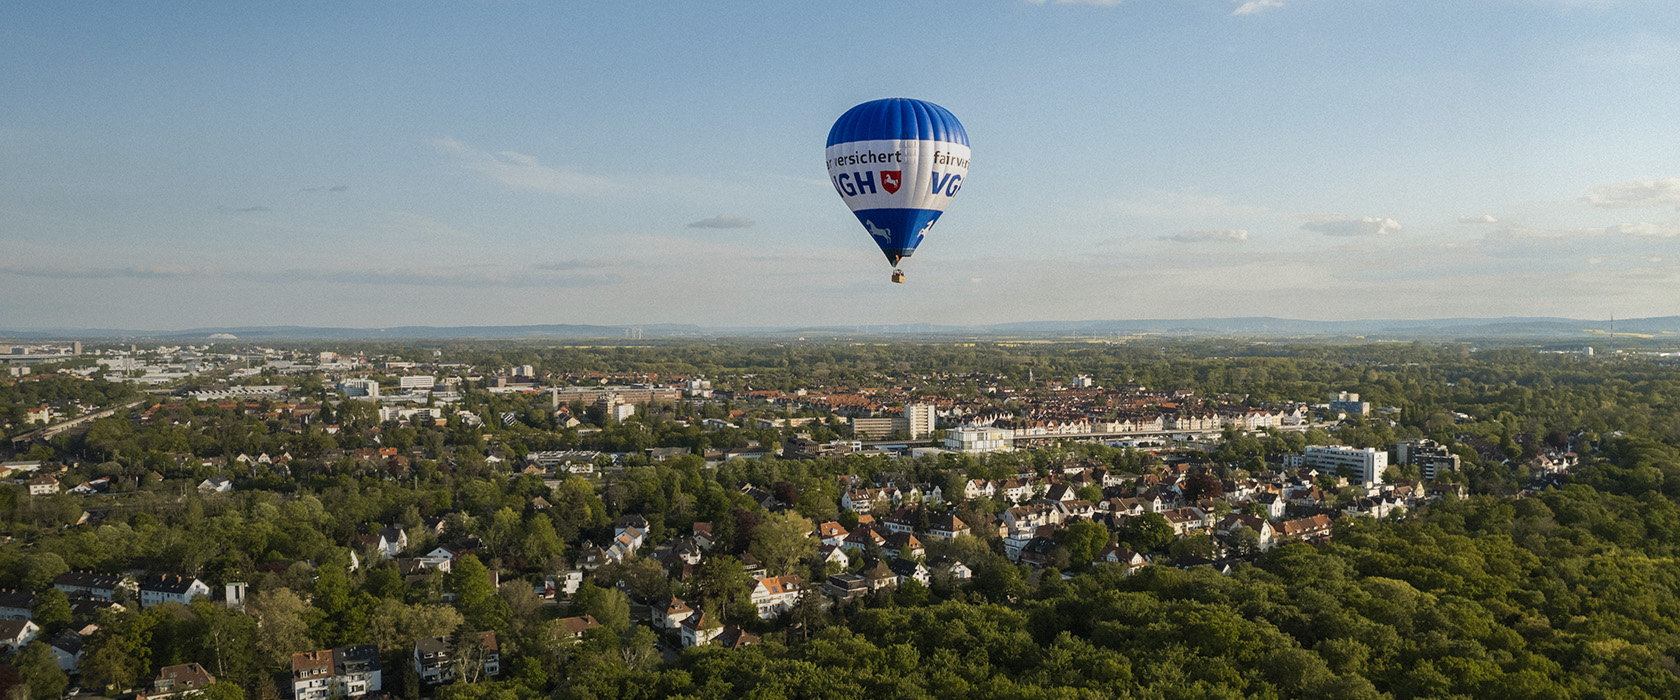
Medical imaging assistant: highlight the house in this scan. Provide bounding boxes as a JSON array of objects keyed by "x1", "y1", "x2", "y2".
[
  {"x1": 572, "y1": 544, "x2": 609, "y2": 571},
  {"x1": 1002, "y1": 503, "x2": 1061, "y2": 537},
  {"x1": 606, "y1": 526, "x2": 645, "y2": 563},
  {"x1": 377, "y1": 525, "x2": 408, "y2": 558},
  {"x1": 1215, "y1": 514, "x2": 1276, "y2": 551},
  {"x1": 291, "y1": 645, "x2": 382, "y2": 700},
  {"x1": 1159, "y1": 507, "x2": 1208, "y2": 536},
  {"x1": 1044, "y1": 484, "x2": 1077, "y2": 503},
  {"x1": 841, "y1": 526, "x2": 886, "y2": 552},
  {"x1": 1018, "y1": 537, "x2": 1058, "y2": 567},
  {"x1": 714, "y1": 626, "x2": 760, "y2": 649},
  {"x1": 652, "y1": 596, "x2": 694, "y2": 630},
  {"x1": 883, "y1": 532, "x2": 925, "y2": 560},
  {"x1": 816, "y1": 517, "x2": 853, "y2": 543},
  {"x1": 886, "y1": 558, "x2": 930, "y2": 587},
  {"x1": 412, "y1": 632, "x2": 499, "y2": 685},
  {"x1": 739, "y1": 554, "x2": 768, "y2": 579},
  {"x1": 418, "y1": 538, "x2": 483, "y2": 573},
  {"x1": 822, "y1": 573, "x2": 870, "y2": 603},
  {"x1": 928, "y1": 557, "x2": 973, "y2": 583},
  {"x1": 1096, "y1": 545, "x2": 1147, "y2": 574},
  {"x1": 614, "y1": 514, "x2": 650, "y2": 538},
  {"x1": 840, "y1": 562, "x2": 889, "y2": 595},
  {"x1": 692, "y1": 522, "x2": 716, "y2": 550},
  {"x1": 925, "y1": 513, "x2": 970, "y2": 540},
  {"x1": 810, "y1": 542, "x2": 845, "y2": 567},
  {"x1": 27, "y1": 475, "x2": 59, "y2": 495},
  {"x1": 69, "y1": 478, "x2": 113, "y2": 495},
  {"x1": 750, "y1": 575, "x2": 802, "y2": 618},
  {"x1": 150, "y1": 662, "x2": 216, "y2": 699},
  {"x1": 55, "y1": 571, "x2": 129, "y2": 602},
  {"x1": 555, "y1": 615, "x2": 601, "y2": 641},
  {"x1": 1277, "y1": 514, "x2": 1334, "y2": 541},
  {"x1": 679, "y1": 610, "x2": 723, "y2": 647},
  {"x1": 47, "y1": 630, "x2": 83, "y2": 673},
  {"x1": 140, "y1": 575, "x2": 211, "y2": 607},
  {"x1": 0, "y1": 589, "x2": 34, "y2": 619},
  {"x1": 0, "y1": 619, "x2": 39, "y2": 651},
  {"x1": 196, "y1": 477, "x2": 232, "y2": 494}
]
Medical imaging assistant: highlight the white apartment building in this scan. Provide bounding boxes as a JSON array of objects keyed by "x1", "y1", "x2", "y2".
[
  {"x1": 944, "y1": 426, "x2": 1014, "y2": 453},
  {"x1": 339, "y1": 379, "x2": 379, "y2": 399},
  {"x1": 398, "y1": 375, "x2": 435, "y2": 390},
  {"x1": 903, "y1": 404, "x2": 936, "y2": 439},
  {"x1": 1303, "y1": 445, "x2": 1388, "y2": 485}
]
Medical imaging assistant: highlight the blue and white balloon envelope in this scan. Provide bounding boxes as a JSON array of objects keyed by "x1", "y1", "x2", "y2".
[{"x1": 826, "y1": 98, "x2": 969, "y2": 275}]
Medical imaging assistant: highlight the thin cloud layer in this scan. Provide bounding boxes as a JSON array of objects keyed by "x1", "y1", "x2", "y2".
[
  {"x1": 1582, "y1": 177, "x2": 1680, "y2": 209},
  {"x1": 0, "y1": 263, "x2": 208, "y2": 279},
  {"x1": 688, "y1": 214, "x2": 755, "y2": 229},
  {"x1": 302, "y1": 185, "x2": 349, "y2": 192},
  {"x1": 1459, "y1": 214, "x2": 1499, "y2": 224},
  {"x1": 1165, "y1": 229, "x2": 1249, "y2": 243},
  {"x1": 1302, "y1": 216, "x2": 1402, "y2": 237},
  {"x1": 1108, "y1": 188, "x2": 1269, "y2": 219},
  {"x1": 1607, "y1": 221, "x2": 1680, "y2": 238},
  {"x1": 435, "y1": 138, "x2": 612, "y2": 196},
  {"x1": 1233, "y1": 0, "x2": 1284, "y2": 15}
]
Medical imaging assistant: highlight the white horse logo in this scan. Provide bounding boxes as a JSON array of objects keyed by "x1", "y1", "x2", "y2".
[{"x1": 864, "y1": 220, "x2": 892, "y2": 242}]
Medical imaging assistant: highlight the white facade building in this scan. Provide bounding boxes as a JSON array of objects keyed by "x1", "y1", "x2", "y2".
[
  {"x1": 1303, "y1": 445, "x2": 1388, "y2": 485},
  {"x1": 398, "y1": 375, "x2": 436, "y2": 390},
  {"x1": 903, "y1": 403, "x2": 937, "y2": 439},
  {"x1": 944, "y1": 426, "x2": 1014, "y2": 453},
  {"x1": 339, "y1": 379, "x2": 379, "y2": 399}
]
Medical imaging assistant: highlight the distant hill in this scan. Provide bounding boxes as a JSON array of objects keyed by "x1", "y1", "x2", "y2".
[{"x1": 3, "y1": 316, "x2": 1676, "y2": 341}]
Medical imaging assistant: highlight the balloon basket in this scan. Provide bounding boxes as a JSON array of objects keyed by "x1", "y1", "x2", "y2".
[{"x1": 891, "y1": 269, "x2": 905, "y2": 284}]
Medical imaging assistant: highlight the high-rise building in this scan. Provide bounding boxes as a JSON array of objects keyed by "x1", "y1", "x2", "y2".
[
  {"x1": 1303, "y1": 445, "x2": 1387, "y2": 485},
  {"x1": 903, "y1": 404, "x2": 936, "y2": 439},
  {"x1": 1395, "y1": 439, "x2": 1461, "y2": 480},
  {"x1": 1328, "y1": 391, "x2": 1370, "y2": 415},
  {"x1": 339, "y1": 379, "x2": 379, "y2": 399}
]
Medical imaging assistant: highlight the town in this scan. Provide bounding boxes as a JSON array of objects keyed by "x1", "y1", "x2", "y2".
[{"x1": 0, "y1": 339, "x2": 1669, "y2": 700}]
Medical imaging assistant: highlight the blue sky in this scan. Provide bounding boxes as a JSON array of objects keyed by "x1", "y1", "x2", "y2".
[{"x1": 3, "y1": 0, "x2": 1678, "y2": 329}]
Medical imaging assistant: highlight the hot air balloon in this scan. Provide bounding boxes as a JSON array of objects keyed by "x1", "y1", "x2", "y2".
[{"x1": 826, "y1": 98, "x2": 969, "y2": 284}]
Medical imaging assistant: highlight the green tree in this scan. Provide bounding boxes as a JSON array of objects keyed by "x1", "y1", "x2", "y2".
[
  {"x1": 448, "y1": 555, "x2": 508, "y2": 630},
  {"x1": 14, "y1": 642, "x2": 67, "y2": 700},
  {"x1": 248, "y1": 588, "x2": 314, "y2": 672},
  {"x1": 1124, "y1": 513, "x2": 1175, "y2": 553},
  {"x1": 30, "y1": 589, "x2": 71, "y2": 633},
  {"x1": 748, "y1": 510, "x2": 817, "y2": 576}
]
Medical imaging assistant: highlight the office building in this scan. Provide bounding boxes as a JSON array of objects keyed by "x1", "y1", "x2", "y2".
[{"x1": 1302, "y1": 445, "x2": 1387, "y2": 485}]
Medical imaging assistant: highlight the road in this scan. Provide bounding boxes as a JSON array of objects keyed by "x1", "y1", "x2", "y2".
[{"x1": 8, "y1": 399, "x2": 147, "y2": 447}]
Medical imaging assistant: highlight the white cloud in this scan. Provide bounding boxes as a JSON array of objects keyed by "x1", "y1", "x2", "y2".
[
  {"x1": 1608, "y1": 220, "x2": 1680, "y2": 238},
  {"x1": 1484, "y1": 224, "x2": 1605, "y2": 241},
  {"x1": 435, "y1": 138, "x2": 612, "y2": 196},
  {"x1": 687, "y1": 214, "x2": 756, "y2": 229},
  {"x1": 1024, "y1": 0, "x2": 1125, "y2": 5},
  {"x1": 1107, "y1": 188, "x2": 1269, "y2": 219},
  {"x1": 1233, "y1": 0, "x2": 1284, "y2": 15},
  {"x1": 1301, "y1": 215, "x2": 1402, "y2": 237},
  {"x1": 1459, "y1": 214, "x2": 1499, "y2": 224},
  {"x1": 1581, "y1": 177, "x2": 1680, "y2": 209},
  {"x1": 1587, "y1": 257, "x2": 1605, "y2": 265},
  {"x1": 1165, "y1": 229, "x2": 1249, "y2": 243},
  {"x1": 0, "y1": 263, "x2": 209, "y2": 279}
]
